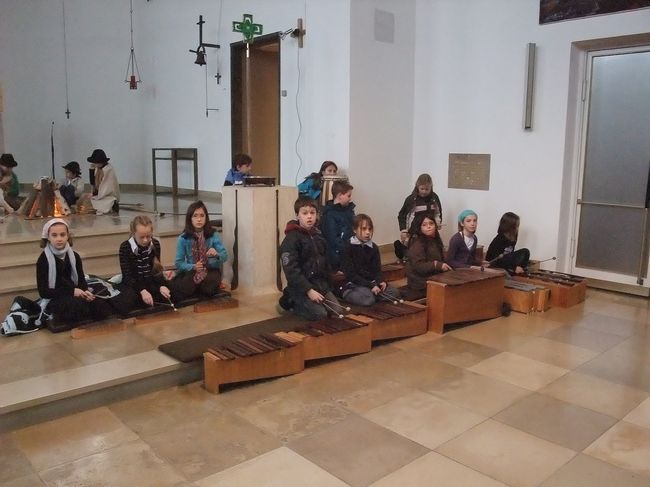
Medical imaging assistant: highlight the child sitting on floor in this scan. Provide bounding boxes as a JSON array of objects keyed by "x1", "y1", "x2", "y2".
[
  {"x1": 117, "y1": 215, "x2": 177, "y2": 310},
  {"x1": 339, "y1": 214, "x2": 401, "y2": 306},
  {"x1": 320, "y1": 180, "x2": 355, "y2": 271},
  {"x1": 278, "y1": 197, "x2": 342, "y2": 320},
  {"x1": 0, "y1": 153, "x2": 21, "y2": 214},
  {"x1": 297, "y1": 160, "x2": 338, "y2": 201},
  {"x1": 174, "y1": 200, "x2": 228, "y2": 300},
  {"x1": 223, "y1": 153, "x2": 253, "y2": 186},
  {"x1": 405, "y1": 211, "x2": 452, "y2": 300},
  {"x1": 36, "y1": 218, "x2": 113, "y2": 331},
  {"x1": 59, "y1": 161, "x2": 84, "y2": 208},
  {"x1": 446, "y1": 209, "x2": 486, "y2": 269},
  {"x1": 486, "y1": 211, "x2": 530, "y2": 275}
]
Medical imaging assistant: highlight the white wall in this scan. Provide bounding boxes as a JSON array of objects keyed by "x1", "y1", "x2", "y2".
[
  {"x1": 0, "y1": 0, "x2": 351, "y2": 191},
  {"x1": 413, "y1": 0, "x2": 650, "y2": 269},
  {"x1": 349, "y1": 0, "x2": 416, "y2": 244}
]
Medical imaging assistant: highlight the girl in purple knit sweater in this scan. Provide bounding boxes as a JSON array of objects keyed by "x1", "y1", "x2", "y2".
[{"x1": 446, "y1": 209, "x2": 487, "y2": 269}]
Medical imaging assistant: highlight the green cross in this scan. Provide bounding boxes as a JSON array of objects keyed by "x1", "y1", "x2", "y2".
[{"x1": 232, "y1": 13, "x2": 263, "y2": 44}]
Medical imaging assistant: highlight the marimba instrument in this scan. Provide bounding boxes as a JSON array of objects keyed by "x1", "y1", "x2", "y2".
[
  {"x1": 203, "y1": 318, "x2": 371, "y2": 393},
  {"x1": 503, "y1": 280, "x2": 550, "y2": 314},
  {"x1": 513, "y1": 269, "x2": 586, "y2": 308},
  {"x1": 346, "y1": 301, "x2": 427, "y2": 340},
  {"x1": 381, "y1": 262, "x2": 406, "y2": 282},
  {"x1": 426, "y1": 268, "x2": 505, "y2": 334},
  {"x1": 243, "y1": 176, "x2": 276, "y2": 187}
]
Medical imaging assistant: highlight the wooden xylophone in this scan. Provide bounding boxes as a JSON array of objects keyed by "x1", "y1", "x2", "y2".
[
  {"x1": 513, "y1": 269, "x2": 586, "y2": 308},
  {"x1": 346, "y1": 301, "x2": 427, "y2": 341},
  {"x1": 203, "y1": 318, "x2": 371, "y2": 393},
  {"x1": 503, "y1": 280, "x2": 550, "y2": 314},
  {"x1": 381, "y1": 262, "x2": 406, "y2": 282},
  {"x1": 426, "y1": 268, "x2": 505, "y2": 333}
]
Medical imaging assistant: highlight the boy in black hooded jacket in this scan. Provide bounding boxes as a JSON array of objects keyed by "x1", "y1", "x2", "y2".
[{"x1": 278, "y1": 197, "x2": 341, "y2": 320}]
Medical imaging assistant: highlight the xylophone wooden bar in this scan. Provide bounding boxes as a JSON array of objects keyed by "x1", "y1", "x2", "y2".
[
  {"x1": 203, "y1": 332, "x2": 305, "y2": 393},
  {"x1": 295, "y1": 318, "x2": 371, "y2": 360},
  {"x1": 381, "y1": 262, "x2": 406, "y2": 282},
  {"x1": 513, "y1": 270, "x2": 586, "y2": 308},
  {"x1": 426, "y1": 268, "x2": 505, "y2": 334},
  {"x1": 503, "y1": 280, "x2": 550, "y2": 314},
  {"x1": 347, "y1": 301, "x2": 427, "y2": 341}
]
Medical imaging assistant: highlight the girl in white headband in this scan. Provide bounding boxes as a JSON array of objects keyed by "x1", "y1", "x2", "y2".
[{"x1": 36, "y1": 218, "x2": 113, "y2": 331}]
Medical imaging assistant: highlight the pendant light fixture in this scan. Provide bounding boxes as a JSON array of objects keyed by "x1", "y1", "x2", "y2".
[{"x1": 124, "y1": 0, "x2": 142, "y2": 89}]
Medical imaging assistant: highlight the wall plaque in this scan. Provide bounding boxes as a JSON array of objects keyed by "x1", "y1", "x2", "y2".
[{"x1": 448, "y1": 153, "x2": 490, "y2": 191}]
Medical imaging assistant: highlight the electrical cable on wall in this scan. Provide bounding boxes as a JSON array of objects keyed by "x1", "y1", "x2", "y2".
[{"x1": 292, "y1": 0, "x2": 307, "y2": 184}]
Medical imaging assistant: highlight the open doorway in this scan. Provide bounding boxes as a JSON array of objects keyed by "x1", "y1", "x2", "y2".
[{"x1": 230, "y1": 33, "x2": 281, "y2": 181}]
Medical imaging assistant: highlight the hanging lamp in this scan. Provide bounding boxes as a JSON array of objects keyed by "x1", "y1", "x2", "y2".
[{"x1": 124, "y1": 0, "x2": 142, "y2": 89}]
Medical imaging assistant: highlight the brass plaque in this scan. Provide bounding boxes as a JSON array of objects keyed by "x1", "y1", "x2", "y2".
[{"x1": 448, "y1": 153, "x2": 490, "y2": 190}]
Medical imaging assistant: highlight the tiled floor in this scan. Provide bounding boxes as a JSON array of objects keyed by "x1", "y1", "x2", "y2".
[{"x1": 1, "y1": 288, "x2": 650, "y2": 486}]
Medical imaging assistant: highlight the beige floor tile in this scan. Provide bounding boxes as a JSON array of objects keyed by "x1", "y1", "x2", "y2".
[
  {"x1": 448, "y1": 323, "x2": 531, "y2": 351},
  {"x1": 353, "y1": 349, "x2": 463, "y2": 391},
  {"x1": 478, "y1": 313, "x2": 567, "y2": 337},
  {"x1": 494, "y1": 393, "x2": 617, "y2": 451},
  {"x1": 234, "y1": 387, "x2": 351, "y2": 443},
  {"x1": 576, "y1": 349, "x2": 650, "y2": 392},
  {"x1": 540, "y1": 453, "x2": 650, "y2": 487},
  {"x1": 541, "y1": 304, "x2": 589, "y2": 325},
  {"x1": 584, "y1": 299, "x2": 649, "y2": 324},
  {"x1": 606, "y1": 334, "x2": 650, "y2": 363},
  {"x1": 425, "y1": 368, "x2": 532, "y2": 416},
  {"x1": 437, "y1": 420, "x2": 576, "y2": 487},
  {"x1": 362, "y1": 390, "x2": 486, "y2": 449},
  {"x1": 370, "y1": 451, "x2": 507, "y2": 486},
  {"x1": 540, "y1": 371, "x2": 649, "y2": 418},
  {"x1": 573, "y1": 312, "x2": 647, "y2": 337},
  {"x1": 0, "y1": 344, "x2": 82, "y2": 385},
  {"x1": 38, "y1": 440, "x2": 190, "y2": 486},
  {"x1": 0, "y1": 330, "x2": 60, "y2": 356},
  {"x1": 585, "y1": 421, "x2": 650, "y2": 477},
  {"x1": 511, "y1": 336, "x2": 598, "y2": 369},
  {"x1": 195, "y1": 447, "x2": 349, "y2": 487},
  {"x1": 469, "y1": 352, "x2": 569, "y2": 391},
  {"x1": 624, "y1": 397, "x2": 650, "y2": 430},
  {"x1": 413, "y1": 335, "x2": 501, "y2": 368},
  {"x1": 297, "y1": 366, "x2": 419, "y2": 414},
  {"x1": 1, "y1": 474, "x2": 46, "y2": 487},
  {"x1": 386, "y1": 331, "x2": 445, "y2": 352},
  {"x1": 0, "y1": 434, "x2": 36, "y2": 484},
  {"x1": 12, "y1": 407, "x2": 138, "y2": 471},
  {"x1": 142, "y1": 411, "x2": 280, "y2": 481},
  {"x1": 289, "y1": 415, "x2": 429, "y2": 487},
  {"x1": 59, "y1": 328, "x2": 156, "y2": 365},
  {"x1": 543, "y1": 325, "x2": 626, "y2": 353},
  {"x1": 109, "y1": 381, "x2": 223, "y2": 436}
]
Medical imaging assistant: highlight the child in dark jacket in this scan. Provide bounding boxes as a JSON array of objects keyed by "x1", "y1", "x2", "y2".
[
  {"x1": 405, "y1": 211, "x2": 452, "y2": 299},
  {"x1": 446, "y1": 209, "x2": 486, "y2": 269},
  {"x1": 320, "y1": 180, "x2": 355, "y2": 271},
  {"x1": 278, "y1": 197, "x2": 342, "y2": 320},
  {"x1": 340, "y1": 214, "x2": 401, "y2": 306},
  {"x1": 394, "y1": 173, "x2": 443, "y2": 260},
  {"x1": 117, "y1": 215, "x2": 177, "y2": 310},
  {"x1": 486, "y1": 212, "x2": 530, "y2": 274},
  {"x1": 36, "y1": 218, "x2": 113, "y2": 330}
]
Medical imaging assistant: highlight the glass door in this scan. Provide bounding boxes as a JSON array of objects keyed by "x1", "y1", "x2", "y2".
[{"x1": 572, "y1": 48, "x2": 650, "y2": 290}]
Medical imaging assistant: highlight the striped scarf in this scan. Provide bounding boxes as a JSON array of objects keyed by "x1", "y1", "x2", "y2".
[
  {"x1": 128, "y1": 236, "x2": 154, "y2": 279},
  {"x1": 192, "y1": 232, "x2": 207, "y2": 284}
]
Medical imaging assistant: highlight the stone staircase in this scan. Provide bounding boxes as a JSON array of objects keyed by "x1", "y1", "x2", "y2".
[{"x1": 0, "y1": 229, "x2": 180, "y2": 311}]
